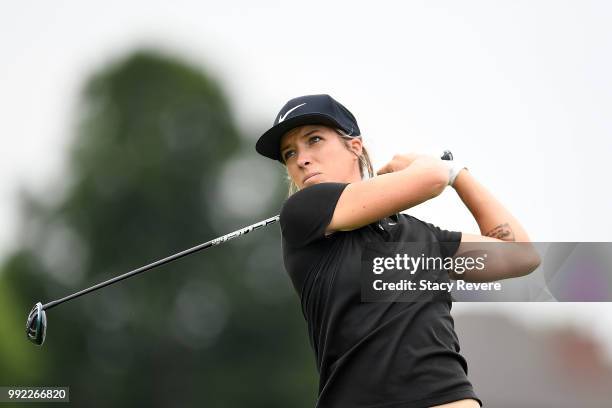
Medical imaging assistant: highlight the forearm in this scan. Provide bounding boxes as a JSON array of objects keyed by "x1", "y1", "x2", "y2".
[
  {"x1": 330, "y1": 158, "x2": 447, "y2": 232},
  {"x1": 451, "y1": 170, "x2": 533, "y2": 242}
]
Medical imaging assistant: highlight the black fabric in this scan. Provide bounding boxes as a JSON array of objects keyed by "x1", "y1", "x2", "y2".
[
  {"x1": 279, "y1": 182, "x2": 482, "y2": 408},
  {"x1": 256, "y1": 94, "x2": 361, "y2": 162}
]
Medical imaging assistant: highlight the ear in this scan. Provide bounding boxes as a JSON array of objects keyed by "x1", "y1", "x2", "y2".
[{"x1": 348, "y1": 137, "x2": 363, "y2": 157}]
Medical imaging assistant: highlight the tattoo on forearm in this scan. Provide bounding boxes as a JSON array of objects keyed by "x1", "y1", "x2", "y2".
[{"x1": 485, "y1": 223, "x2": 515, "y2": 241}]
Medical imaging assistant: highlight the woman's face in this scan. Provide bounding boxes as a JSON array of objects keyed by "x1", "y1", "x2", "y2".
[{"x1": 280, "y1": 125, "x2": 363, "y2": 190}]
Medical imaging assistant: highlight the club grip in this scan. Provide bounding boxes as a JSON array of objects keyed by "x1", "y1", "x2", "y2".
[{"x1": 441, "y1": 150, "x2": 453, "y2": 161}]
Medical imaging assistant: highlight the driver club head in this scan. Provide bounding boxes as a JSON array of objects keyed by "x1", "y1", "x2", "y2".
[{"x1": 26, "y1": 302, "x2": 47, "y2": 346}]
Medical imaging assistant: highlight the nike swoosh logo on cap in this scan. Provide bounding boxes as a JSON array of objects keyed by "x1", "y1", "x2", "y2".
[{"x1": 279, "y1": 103, "x2": 306, "y2": 123}]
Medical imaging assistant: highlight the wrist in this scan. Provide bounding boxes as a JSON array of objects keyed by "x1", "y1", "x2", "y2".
[
  {"x1": 452, "y1": 167, "x2": 470, "y2": 187},
  {"x1": 442, "y1": 161, "x2": 468, "y2": 187},
  {"x1": 450, "y1": 166, "x2": 468, "y2": 187}
]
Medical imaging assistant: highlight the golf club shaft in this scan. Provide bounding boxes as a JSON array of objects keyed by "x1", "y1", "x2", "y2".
[
  {"x1": 41, "y1": 151, "x2": 453, "y2": 312},
  {"x1": 42, "y1": 215, "x2": 280, "y2": 311}
]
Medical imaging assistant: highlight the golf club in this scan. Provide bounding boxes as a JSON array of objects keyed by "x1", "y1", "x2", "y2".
[{"x1": 26, "y1": 151, "x2": 454, "y2": 346}]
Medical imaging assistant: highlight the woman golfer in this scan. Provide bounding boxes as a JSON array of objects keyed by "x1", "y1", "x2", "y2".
[{"x1": 255, "y1": 94, "x2": 540, "y2": 408}]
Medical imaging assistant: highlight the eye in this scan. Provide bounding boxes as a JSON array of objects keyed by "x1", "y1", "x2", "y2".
[
  {"x1": 283, "y1": 149, "x2": 295, "y2": 161},
  {"x1": 309, "y1": 135, "x2": 322, "y2": 144},
  {"x1": 282, "y1": 136, "x2": 322, "y2": 162}
]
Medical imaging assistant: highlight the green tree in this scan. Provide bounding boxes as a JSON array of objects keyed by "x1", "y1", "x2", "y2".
[{"x1": 0, "y1": 50, "x2": 317, "y2": 407}]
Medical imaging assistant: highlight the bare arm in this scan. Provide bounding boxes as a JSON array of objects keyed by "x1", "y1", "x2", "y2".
[
  {"x1": 452, "y1": 170, "x2": 532, "y2": 242},
  {"x1": 450, "y1": 233, "x2": 541, "y2": 282},
  {"x1": 327, "y1": 155, "x2": 449, "y2": 233},
  {"x1": 450, "y1": 170, "x2": 541, "y2": 281}
]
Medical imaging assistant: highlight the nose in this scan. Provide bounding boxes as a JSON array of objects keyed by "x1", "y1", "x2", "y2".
[{"x1": 296, "y1": 150, "x2": 312, "y2": 167}]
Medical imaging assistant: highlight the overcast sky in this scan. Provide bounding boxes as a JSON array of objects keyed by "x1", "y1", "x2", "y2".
[{"x1": 2, "y1": 1, "x2": 611, "y2": 356}]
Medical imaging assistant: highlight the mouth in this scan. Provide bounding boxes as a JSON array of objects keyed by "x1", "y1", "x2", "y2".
[{"x1": 303, "y1": 172, "x2": 322, "y2": 184}]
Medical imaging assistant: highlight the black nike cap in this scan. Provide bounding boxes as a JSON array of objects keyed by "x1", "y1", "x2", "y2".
[{"x1": 255, "y1": 94, "x2": 361, "y2": 162}]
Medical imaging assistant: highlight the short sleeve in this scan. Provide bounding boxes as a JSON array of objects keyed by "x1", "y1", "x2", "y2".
[
  {"x1": 424, "y1": 222, "x2": 463, "y2": 258},
  {"x1": 280, "y1": 182, "x2": 349, "y2": 247}
]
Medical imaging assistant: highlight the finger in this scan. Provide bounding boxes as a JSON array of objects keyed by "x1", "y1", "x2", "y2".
[{"x1": 376, "y1": 163, "x2": 391, "y2": 175}]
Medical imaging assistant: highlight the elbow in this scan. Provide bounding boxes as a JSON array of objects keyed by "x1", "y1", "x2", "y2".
[
  {"x1": 527, "y1": 250, "x2": 542, "y2": 274},
  {"x1": 514, "y1": 245, "x2": 542, "y2": 277}
]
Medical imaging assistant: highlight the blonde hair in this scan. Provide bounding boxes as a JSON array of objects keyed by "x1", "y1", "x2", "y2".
[{"x1": 285, "y1": 128, "x2": 374, "y2": 196}]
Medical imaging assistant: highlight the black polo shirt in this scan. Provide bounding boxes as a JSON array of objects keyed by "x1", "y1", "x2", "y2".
[{"x1": 280, "y1": 182, "x2": 482, "y2": 408}]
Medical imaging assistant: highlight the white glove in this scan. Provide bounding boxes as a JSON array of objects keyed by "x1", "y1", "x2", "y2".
[{"x1": 442, "y1": 160, "x2": 467, "y2": 186}]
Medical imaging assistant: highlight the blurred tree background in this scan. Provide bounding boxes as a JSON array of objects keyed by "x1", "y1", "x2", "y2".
[{"x1": 0, "y1": 50, "x2": 317, "y2": 407}]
